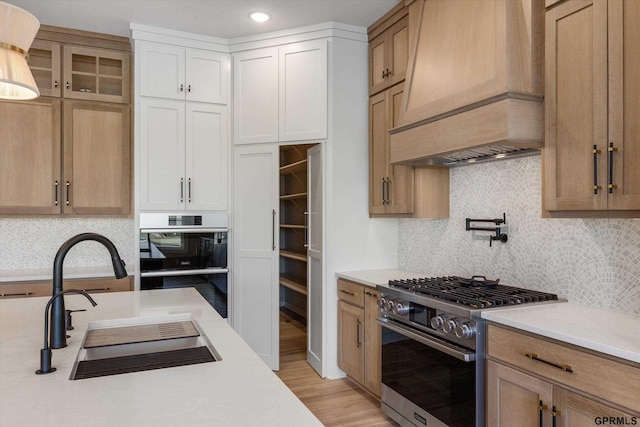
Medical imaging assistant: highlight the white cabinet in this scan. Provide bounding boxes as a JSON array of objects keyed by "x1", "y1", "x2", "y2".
[
  {"x1": 139, "y1": 98, "x2": 228, "y2": 211},
  {"x1": 233, "y1": 40, "x2": 327, "y2": 144},
  {"x1": 232, "y1": 143, "x2": 280, "y2": 370},
  {"x1": 138, "y1": 41, "x2": 229, "y2": 104}
]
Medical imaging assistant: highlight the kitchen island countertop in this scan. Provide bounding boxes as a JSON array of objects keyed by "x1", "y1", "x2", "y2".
[{"x1": 0, "y1": 288, "x2": 322, "y2": 427}]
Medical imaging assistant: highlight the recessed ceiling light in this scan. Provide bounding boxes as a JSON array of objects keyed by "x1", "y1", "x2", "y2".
[{"x1": 249, "y1": 12, "x2": 271, "y2": 23}]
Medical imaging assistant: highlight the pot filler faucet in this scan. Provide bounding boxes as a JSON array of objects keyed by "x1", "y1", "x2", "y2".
[{"x1": 50, "y1": 233, "x2": 128, "y2": 349}]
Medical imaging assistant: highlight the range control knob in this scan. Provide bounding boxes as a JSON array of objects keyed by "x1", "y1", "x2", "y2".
[
  {"x1": 443, "y1": 318, "x2": 459, "y2": 334},
  {"x1": 385, "y1": 299, "x2": 395, "y2": 313},
  {"x1": 377, "y1": 297, "x2": 388, "y2": 310},
  {"x1": 392, "y1": 301, "x2": 410, "y2": 315},
  {"x1": 455, "y1": 322, "x2": 477, "y2": 340},
  {"x1": 430, "y1": 314, "x2": 447, "y2": 330}
]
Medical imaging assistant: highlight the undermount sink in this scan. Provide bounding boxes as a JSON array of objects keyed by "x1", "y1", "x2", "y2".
[{"x1": 70, "y1": 313, "x2": 221, "y2": 380}]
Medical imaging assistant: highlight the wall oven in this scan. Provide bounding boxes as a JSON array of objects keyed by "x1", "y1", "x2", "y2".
[
  {"x1": 376, "y1": 276, "x2": 560, "y2": 427},
  {"x1": 140, "y1": 213, "x2": 228, "y2": 317}
]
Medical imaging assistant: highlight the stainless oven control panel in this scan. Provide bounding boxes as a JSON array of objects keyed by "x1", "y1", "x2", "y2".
[{"x1": 377, "y1": 292, "x2": 477, "y2": 350}]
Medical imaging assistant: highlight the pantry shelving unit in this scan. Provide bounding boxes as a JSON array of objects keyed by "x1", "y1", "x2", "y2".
[{"x1": 279, "y1": 144, "x2": 316, "y2": 318}]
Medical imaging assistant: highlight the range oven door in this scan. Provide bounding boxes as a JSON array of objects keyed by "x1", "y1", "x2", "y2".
[{"x1": 378, "y1": 318, "x2": 476, "y2": 427}]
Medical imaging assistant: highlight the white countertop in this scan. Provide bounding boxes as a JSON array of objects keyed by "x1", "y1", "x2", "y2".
[
  {"x1": 337, "y1": 269, "x2": 640, "y2": 365},
  {"x1": 336, "y1": 268, "x2": 422, "y2": 288},
  {"x1": 0, "y1": 266, "x2": 135, "y2": 283},
  {"x1": 482, "y1": 303, "x2": 640, "y2": 364},
  {"x1": 0, "y1": 288, "x2": 322, "y2": 427}
]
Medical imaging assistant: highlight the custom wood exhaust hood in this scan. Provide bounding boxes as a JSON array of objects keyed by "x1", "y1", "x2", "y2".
[{"x1": 390, "y1": 0, "x2": 544, "y2": 166}]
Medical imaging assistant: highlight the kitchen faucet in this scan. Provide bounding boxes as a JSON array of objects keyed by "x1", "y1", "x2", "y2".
[
  {"x1": 37, "y1": 289, "x2": 97, "y2": 375},
  {"x1": 50, "y1": 233, "x2": 127, "y2": 349}
]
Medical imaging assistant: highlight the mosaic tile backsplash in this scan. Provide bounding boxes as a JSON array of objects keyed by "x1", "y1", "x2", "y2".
[
  {"x1": 0, "y1": 218, "x2": 135, "y2": 272},
  {"x1": 398, "y1": 155, "x2": 640, "y2": 315}
]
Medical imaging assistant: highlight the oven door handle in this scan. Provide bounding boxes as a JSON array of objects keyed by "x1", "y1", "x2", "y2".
[
  {"x1": 141, "y1": 268, "x2": 229, "y2": 278},
  {"x1": 377, "y1": 318, "x2": 476, "y2": 362}
]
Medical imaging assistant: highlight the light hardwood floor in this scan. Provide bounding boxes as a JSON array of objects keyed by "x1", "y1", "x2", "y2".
[{"x1": 276, "y1": 311, "x2": 398, "y2": 427}]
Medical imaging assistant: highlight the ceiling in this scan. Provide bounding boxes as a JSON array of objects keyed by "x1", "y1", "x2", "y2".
[{"x1": 7, "y1": 0, "x2": 401, "y2": 40}]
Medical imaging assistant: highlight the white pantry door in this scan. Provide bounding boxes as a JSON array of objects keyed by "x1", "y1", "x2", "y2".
[
  {"x1": 307, "y1": 144, "x2": 324, "y2": 375},
  {"x1": 232, "y1": 144, "x2": 280, "y2": 370}
]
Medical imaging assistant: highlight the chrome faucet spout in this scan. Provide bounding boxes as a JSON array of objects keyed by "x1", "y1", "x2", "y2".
[
  {"x1": 50, "y1": 233, "x2": 127, "y2": 349},
  {"x1": 37, "y1": 289, "x2": 97, "y2": 375}
]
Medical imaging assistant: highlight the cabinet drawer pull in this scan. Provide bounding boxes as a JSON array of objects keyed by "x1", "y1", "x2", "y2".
[
  {"x1": 82, "y1": 288, "x2": 110, "y2": 292},
  {"x1": 525, "y1": 352, "x2": 573, "y2": 373},
  {"x1": 365, "y1": 291, "x2": 378, "y2": 298},
  {"x1": 0, "y1": 292, "x2": 33, "y2": 297},
  {"x1": 608, "y1": 142, "x2": 618, "y2": 193},
  {"x1": 593, "y1": 145, "x2": 601, "y2": 194},
  {"x1": 339, "y1": 289, "x2": 355, "y2": 296}
]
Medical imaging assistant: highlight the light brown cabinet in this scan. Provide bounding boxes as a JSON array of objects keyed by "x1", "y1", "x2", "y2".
[
  {"x1": 337, "y1": 278, "x2": 381, "y2": 397},
  {"x1": 544, "y1": 0, "x2": 640, "y2": 215},
  {"x1": 0, "y1": 276, "x2": 133, "y2": 299},
  {"x1": 486, "y1": 324, "x2": 640, "y2": 426},
  {"x1": 368, "y1": 7, "x2": 449, "y2": 218},
  {"x1": 0, "y1": 26, "x2": 131, "y2": 216},
  {"x1": 368, "y1": 2, "x2": 408, "y2": 96}
]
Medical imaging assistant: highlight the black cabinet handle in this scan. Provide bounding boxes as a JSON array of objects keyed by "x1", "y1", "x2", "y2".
[
  {"x1": 188, "y1": 178, "x2": 192, "y2": 203},
  {"x1": 539, "y1": 400, "x2": 547, "y2": 427},
  {"x1": 593, "y1": 145, "x2": 601, "y2": 194},
  {"x1": 526, "y1": 352, "x2": 573, "y2": 373},
  {"x1": 608, "y1": 142, "x2": 618, "y2": 193},
  {"x1": 180, "y1": 178, "x2": 184, "y2": 203},
  {"x1": 356, "y1": 319, "x2": 361, "y2": 348},
  {"x1": 552, "y1": 405, "x2": 559, "y2": 427},
  {"x1": 65, "y1": 181, "x2": 70, "y2": 206},
  {"x1": 54, "y1": 180, "x2": 59, "y2": 206}
]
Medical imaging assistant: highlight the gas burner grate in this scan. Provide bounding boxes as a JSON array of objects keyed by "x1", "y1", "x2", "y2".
[{"x1": 388, "y1": 276, "x2": 558, "y2": 308}]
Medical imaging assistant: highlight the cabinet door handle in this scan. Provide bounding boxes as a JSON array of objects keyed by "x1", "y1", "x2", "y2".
[
  {"x1": 356, "y1": 319, "x2": 362, "y2": 348},
  {"x1": 65, "y1": 181, "x2": 70, "y2": 206},
  {"x1": 593, "y1": 145, "x2": 602, "y2": 194},
  {"x1": 552, "y1": 406, "x2": 559, "y2": 427},
  {"x1": 525, "y1": 353, "x2": 573, "y2": 373},
  {"x1": 188, "y1": 84, "x2": 191, "y2": 92},
  {"x1": 180, "y1": 178, "x2": 184, "y2": 203},
  {"x1": 54, "y1": 80, "x2": 58, "y2": 88},
  {"x1": 54, "y1": 180, "x2": 59, "y2": 206},
  {"x1": 180, "y1": 84, "x2": 184, "y2": 92},
  {"x1": 0, "y1": 292, "x2": 33, "y2": 297},
  {"x1": 272, "y1": 209, "x2": 276, "y2": 251},
  {"x1": 608, "y1": 142, "x2": 618, "y2": 193},
  {"x1": 539, "y1": 400, "x2": 547, "y2": 427},
  {"x1": 304, "y1": 211, "x2": 308, "y2": 248},
  {"x1": 188, "y1": 178, "x2": 192, "y2": 203},
  {"x1": 66, "y1": 81, "x2": 70, "y2": 90},
  {"x1": 82, "y1": 288, "x2": 110, "y2": 292},
  {"x1": 381, "y1": 177, "x2": 386, "y2": 205}
]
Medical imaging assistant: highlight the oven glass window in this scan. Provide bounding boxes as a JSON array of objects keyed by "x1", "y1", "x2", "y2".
[
  {"x1": 140, "y1": 231, "x2": 227, "y2": 271},
  {"x1": 381, "y1": 325, "x2": 475, "y2": 427}
]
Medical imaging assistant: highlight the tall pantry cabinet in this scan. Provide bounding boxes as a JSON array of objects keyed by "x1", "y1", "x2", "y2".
[
  {"x1": 132, "y1": 25, "x2": 230, "y2": 212},
  {"x1": 0, "y1": 26, "x2": 131, "y2": 215},
  {"x1": 232, "y1": 25, "x2": 390, "y2": 378}
]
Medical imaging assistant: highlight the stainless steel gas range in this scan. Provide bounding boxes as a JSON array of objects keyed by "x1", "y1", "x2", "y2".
[{"x1": 376, "y1": 276, "x2": 561, "y2": 427}]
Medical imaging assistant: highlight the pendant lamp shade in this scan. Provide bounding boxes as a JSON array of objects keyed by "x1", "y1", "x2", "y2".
[{"x1": 0, "y1": 1, "x2": 40, "y2": 99}]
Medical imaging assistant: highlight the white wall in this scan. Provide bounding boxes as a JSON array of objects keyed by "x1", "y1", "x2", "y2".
[
  {"x1": 323, "y1": 36, "x2": 398, "y2": 379},
  {"x1": 398, "y1": 155, "x2": 640, "y2": 316}
]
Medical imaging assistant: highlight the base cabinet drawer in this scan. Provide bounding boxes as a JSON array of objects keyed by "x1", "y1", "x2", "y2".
[
  {"x1": 0, "y1": 277, "x2": 133, "y2": 299},
  {"x1": 486, "y1": 324, "x2": 640, "y2": 426}
]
